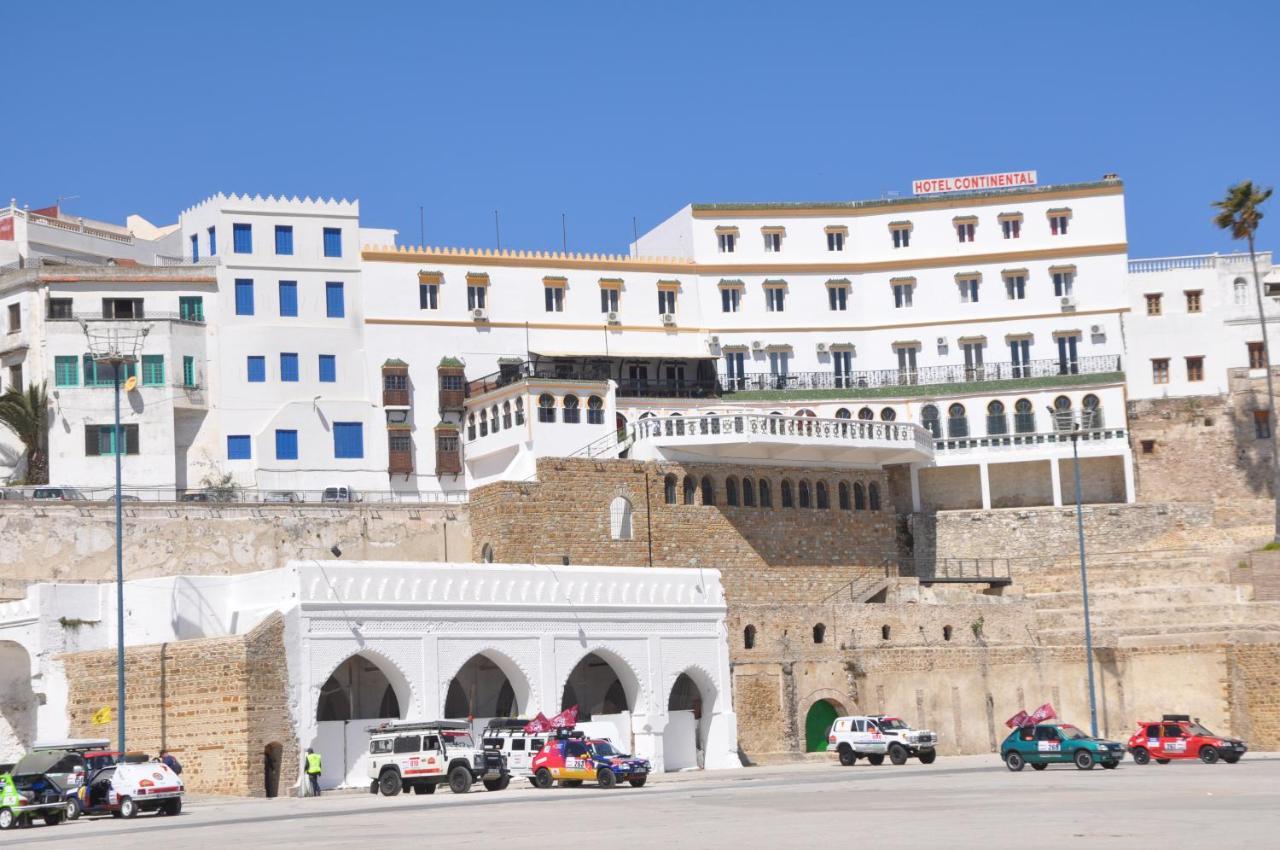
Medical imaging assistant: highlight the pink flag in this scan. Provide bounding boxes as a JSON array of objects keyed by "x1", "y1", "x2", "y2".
[
  {"x1": 522, "y1": 712, "x2": 551, "y2": 734},
  {"x1": 1005, "y1": 710, "x2": 1030, "y2": 729},
  {"x1": 1029, "y1": 703, "x2": 1057, "y2": 725},
  {"x1": 549, "y1": 705, "x2": 579, "y2": 729}
]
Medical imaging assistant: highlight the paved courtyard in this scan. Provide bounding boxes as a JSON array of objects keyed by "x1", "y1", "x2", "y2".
[{"x1": 6, "y1": 754, "x2": 1279, "y2": 849}]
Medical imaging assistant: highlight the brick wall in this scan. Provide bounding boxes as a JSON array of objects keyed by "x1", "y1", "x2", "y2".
[
  {"x1": 471, "y1": 458, "x2": 897, "y2": 603},
  {"x1": 60, "y1": 613, "x2": 296, "y2": 797}
]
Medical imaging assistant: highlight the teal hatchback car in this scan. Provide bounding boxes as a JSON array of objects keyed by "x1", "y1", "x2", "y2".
[{"x1": 1001, "y1": 722, "x2": 1126, "y2": 771}]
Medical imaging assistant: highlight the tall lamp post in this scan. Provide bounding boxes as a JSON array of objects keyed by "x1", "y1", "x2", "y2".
[
  {"x1": 1051, "y1": 405, "x2": 1098, "y2": 737},
  {"x1": 82, "y1": 321, "x2": 149, "y2": 754}
]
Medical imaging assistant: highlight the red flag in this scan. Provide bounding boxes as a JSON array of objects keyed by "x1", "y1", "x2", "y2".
[
  {"x1": 1005, "y1": 710, "x2": 1030, "y2": 729},
  {"x1": 1029, "y1": 703, "x2": 1057, "y2": 725},
  {"x1": 522, "y1": 712, "x2": 551, "y2": 734},
  {"x1": 549, "y1": 705, "x2": 579, "y2": 729}
]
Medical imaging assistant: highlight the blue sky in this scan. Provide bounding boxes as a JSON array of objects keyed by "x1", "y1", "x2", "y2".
[{"x1": 3, "y1": 1, "x2": 1276, "y2": 257}]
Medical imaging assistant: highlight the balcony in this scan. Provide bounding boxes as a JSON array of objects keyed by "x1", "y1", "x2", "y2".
[
  {"x1": 389, "y1": 450, "x2": 414, "y2": 475},
  {"x1": 629, "y1": 412, "x2": 934, "y2": 466},
  {"x1": 45, "y1": 311, "x2": 206, "y2": 325},
  {"x1": 1128, "y1": 251, "x2": 1270, "y2": 274},
  {"x1": 720, "y1": 355, "x2": 1122, "y2": 399},
  {"x1": 383, "y1": 388, "x2": 410, "y2": 407},
  {"x1": 932, "y1": 425, "x2": 1128, "y2": 454},
  {"x1": 467, "y1": 359, "x2": 719, "y2": 400}
]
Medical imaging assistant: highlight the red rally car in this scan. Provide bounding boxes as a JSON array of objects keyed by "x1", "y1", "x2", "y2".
[{"x1": 1127, "y1": 714, "x2": 1247, "y2": 765}]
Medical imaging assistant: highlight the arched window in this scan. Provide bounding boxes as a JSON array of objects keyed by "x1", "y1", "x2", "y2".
[
  {"x1": 587, "y1": 395, "x2": 605, "y2": 425},
  {"x1": 853, "y1": 481, "x2": 866, "y2": 510},
  {"x1": 467, "y1": 413, "x2": 476, "y2": 441},
  {"x1": 480, "y1": 543, "x2": 494, "y2": 563},
  {"x1": 838, "y1": 481, "x2": 851, "y2": 510},
  {"x1": 835, "y1": 407, "x2": 852, "y2": 419},
  {"x1": 726, "y1": 477, "x2": 739, "y2": 506},
  {"x1": 1053, "y1": 395, "x2": 1072, "y2": 430},
  {"x1": 1082, "y1": 393, "x2": 1102, "y2": 428},
  {"x1": 759, "y1": 479, "x2": 772, "y2": 508},
  {"x1": 701, "y1": 476, "x2": 715, "y2": 506},
  {"x1": 798, "y1": 480, "x2": 812, "y2": 508},
  {"x1": 563, "y1": 394, "x2": 581, "y2": 423},
  {"x1": 744, "y1": 625, "x2": 756, "y2": 650},
  {"x1": 609, "y1": 496, "x2": 633, "y2": 540},
  {"x1": 858, "y1": 406, "x2": 874, "y2": 420},
  {"x1": 1235, "y1": 277, "x2": 1249, "y2": 305},
  {"x1": 683, "y1": 475, "x2": 697, "y2": 505},
  {"x1": 663, "y1": 473, "x2": 677, "y2": 505},
  {"x1": 491, "y1": 404, "x2": 500, "y2": 431},
  {"x1": 881, "y1": 625, "x2": 891, "y2": 641},
  {"x1": 502, "y1": 400, "x2": 512, "y2": 429},
  {"x1": 514, "y1": 397, "x2": 525, "y2": 425},
  {"x1": 795, "y1": 408, "x2": 817, "y2": 417},
  {"x1": 921, "y1": 404, "x2": 941, "y2": 438},
  {"x1": 538, "y1": 393, "x2": 556, "y2": 423},
  {"x1": 812, "y1": 623, "x2": 826, "y2": 644},
  {"x1": 868, "y1": 482, "x2": 881, "y2": 511},
  {"x1": 880, "y1": 407, "x2": 896, "y2": 421},
  {"x1": 815, "y1": 481, "x2": 830, "y2": 509},
  {"x1": 639, "y1": 411, "x2": 656, "y2": 419},
  {"x1": 742, "y1": 477, "x2": 756, "y2": 507},
  {"x1": 987, "y1": 399, "x2": 1008, "y2": 435},
  {"x1": 781, "y1": 479, "x2": 794, "y2": 508},
  {"x1": 947, "y1": 403, "x2": 968, "y2": 438},
  {"x1": 479, "y1": 408, "x2": 489, "y2": 437},
  {"x1": 1014, "y1": 398, "x2": 1034, "y2": 433},
  {"x1": 943, "y1": 625, "x2": 953, "y2": 641}
]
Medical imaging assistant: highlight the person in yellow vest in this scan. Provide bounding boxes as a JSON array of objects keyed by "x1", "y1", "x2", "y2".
[{"x1": 305, "y1": 748, "x2": 323, "y2": 796}]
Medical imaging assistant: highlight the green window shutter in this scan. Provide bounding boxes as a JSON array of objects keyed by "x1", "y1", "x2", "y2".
[
  {"x1": 182, "y1": 356, "x2": 196, "y2": 387},
  {"x1": 98, "y1": 425, "x2": 117, "y2": 456},
  {"x1": 142, "y1": 355, "x2": 165, "y2": 386},
  {"x1": 55, "y1": 356, "x2": 79, "y2": 387}
]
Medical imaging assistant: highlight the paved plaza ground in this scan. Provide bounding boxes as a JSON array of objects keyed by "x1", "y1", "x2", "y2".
[{"x1": 6, "y1": 754, "x2": 1279, "y2": 849}]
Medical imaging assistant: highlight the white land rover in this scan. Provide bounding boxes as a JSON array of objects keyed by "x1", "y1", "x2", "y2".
[
  {"x1": 366, "y1": 721, "x2": 509, "y2": 796},
  {"x1": 866, "y1": 715, "x2": 939, "y2": 764},
  {"x1": 826, "y1": 716, "x2": 889, "y2": 765}
]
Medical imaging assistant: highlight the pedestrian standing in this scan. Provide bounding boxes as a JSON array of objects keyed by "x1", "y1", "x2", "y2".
[
  {"x1": 305, "y1": 748, "x2": 323, "y2": 797},
  {"x1": 160, "y1": 749, "x2": 183, "y2": 776}
]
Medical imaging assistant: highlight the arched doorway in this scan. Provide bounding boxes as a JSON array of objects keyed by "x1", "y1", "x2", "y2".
[
  {"x1": 804, "y1": 698, "x2": 846, "y2": 753},
  {"x1": 263, "y1": 742, "x2": 283, "y2": 798},
  {"x1": 0, "y1": 641, "x2": 36, "y2": 761},
  {"x1": 316, "y1": 653, "x2": 406, "y2": 721},
  {"x1": 561, "y1": 651, "x2": 633, "y2": 721},
  {"x1": 443, "y1": 652, "x2": 528, "y2": 720},
  {"x1": 666, "y1": 671, "x2": 714, "y2": 771}
]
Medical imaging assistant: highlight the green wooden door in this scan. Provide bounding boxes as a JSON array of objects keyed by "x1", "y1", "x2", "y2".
[{"x1": 805, "y1": 700, "x2": 840, "y2": 752}]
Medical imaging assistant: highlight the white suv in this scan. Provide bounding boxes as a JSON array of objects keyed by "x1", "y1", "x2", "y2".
[
  {"x1": 366, "y1": 721, "x2": 509, "y2": 796},
  {"x1": 826, "y1": 716, "x2": 889, "y2": 765},
  {"x1": 866, "y1": 715, "x2": 938, "y2": 764},
  {"x1": 480, "y1": 720, "x2": 550, "y2": 784}
]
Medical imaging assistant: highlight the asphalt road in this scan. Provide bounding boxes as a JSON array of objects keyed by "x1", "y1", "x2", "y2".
[{"x1": 5, "y1": 754, "x2": 1279, "y2": 849}]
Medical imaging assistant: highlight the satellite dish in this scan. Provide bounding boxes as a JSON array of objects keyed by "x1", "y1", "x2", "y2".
[{"x1": 124, "y1": 375, "x2": 138, "y2": 392}]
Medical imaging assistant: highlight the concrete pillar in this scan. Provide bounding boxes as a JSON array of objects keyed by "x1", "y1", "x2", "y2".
[
  {"x1": 1049, "y1": 457, "x2": 1063, "y2": 507},
  {"x1": 909, "y1": 463, "x2": 922, "y2": 513},
  {"x1": 1121, "y1": 450, "x2": 1136, "y2": 504},
  {"x1": 978, "y1": 462, "x2": 991, "y2": 510}
]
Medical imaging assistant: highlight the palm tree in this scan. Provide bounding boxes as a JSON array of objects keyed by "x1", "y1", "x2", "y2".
[
  {"x1": 0, "y1": 381, "x2": 50, "y2": 485},
  {"x1": 1214, "y1": 181, "x2": 1276, "y2": 540}
]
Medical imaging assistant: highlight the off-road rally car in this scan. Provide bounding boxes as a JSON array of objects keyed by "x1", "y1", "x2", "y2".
[{"x1": 367, "y1": 720, "x2": 509, "y2": 796}]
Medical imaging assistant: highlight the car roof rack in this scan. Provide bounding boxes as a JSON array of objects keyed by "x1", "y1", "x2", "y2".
[
  {"x1": 1161, "y1": 714, "x2": 1191, "y2": 722},
  {"x1": 482, "y1": 719, "x2": 533, "y2": 732},
  {"x1": 366, "y1": 720, "x2": 472, "y2": 734}
]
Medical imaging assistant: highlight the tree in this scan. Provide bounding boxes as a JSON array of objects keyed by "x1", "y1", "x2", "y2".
[
  {"x1": 0, "y1": 381, "x2": 50, "y2": 485},
  {"x1": 1214, "y1": 181, "x2": 1276, "y2": 540}
]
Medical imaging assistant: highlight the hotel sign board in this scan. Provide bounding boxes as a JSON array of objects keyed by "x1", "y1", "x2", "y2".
[{"x1": 912, "y1": 170, "x2": 1037, "y2": 196}]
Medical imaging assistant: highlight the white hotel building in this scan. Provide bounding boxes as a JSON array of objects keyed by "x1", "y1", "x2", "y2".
[{"x1": 0, "y1": 177, "x2": 1151, "y2": 508}]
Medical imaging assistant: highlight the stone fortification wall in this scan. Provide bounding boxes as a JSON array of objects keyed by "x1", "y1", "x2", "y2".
[
  {"x1": 0, "y1": 502, "x2": 469, "y2": 599},
  {"x1": 59, "y1": 613, "x2": 296, "y2": 797}
]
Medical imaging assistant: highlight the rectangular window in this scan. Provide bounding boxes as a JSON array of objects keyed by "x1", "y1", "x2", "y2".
[
  {"x1": 721, "y1": 288, "x2": 740, "y2": 313},
  {"x1": 765, "y1": 287, "x2": 785, "y2": 312},
  {"x1": 208, "y1": 225, "x2": 216, "y2": 256},
  {"x1": 658, "y1": 290, "x2": 676, "y2": 314},
  {"x1": 85, "y1": 424, "x2": 139, "y2": 457},
  {"x1": 419, "y1": 282, "x2": 438, "y2": 310},
  {"x1": 280, "y1": 352, "x2": 299, "y2": 382},
  {"x1": 274, "y1": 225, "x2": 294, "y2": 255},
  {"x1": 333, "y1": 422, "x2": 364, "y2": 459},
  {"x1": 1001, "y1": 218, "x2": 1022, "y2": 239},
  {"x1": 179, "y1": 296, "x2": 204, "y2": 322},
  {"x1": 1185, "y1": 290, "x2": 1202, "y2": 313},
  {"x1": 827, "y1": 231, "x2": 845, "y2": 251},
  {"x1": 832, "y1": 350, "x2": 852, "y2": 387},
  {"x1": 544, "y1": 286, "x2": 564, "y2": 312},
  {"x1": 227, "y1": 434, "x2": 251, "y2": 460},
  {"x1": 763, "y1": 231, "x2": 782, "y2": 252},
  {"x1": 891, "y1": 226, "x2": 911, "y2": 248},
  {"x1": 326, "y1": 281, "x2": 345, "y2": 318},
  {"x1": 102, "y1": 298, "x2": 144, "y2": 319},
  {"x1": 82, "y1": 357, "x2": 135, "y2": 387},
  {"x1": 235, "y1": 279, "x2": 255, "y2": 316},
  {"x1": 828, "y1": 286, "x2": 848, "y2": 311},
  {"x1": 467, "y1": 285, "x2": 486, "y2": 310},
  {"x1": 1052, "y1": 271, "x2": 1073, "y2": 297},
  {"x1": 141, "y1": 354, "x2": 164, "y2": 386},
  {"x1": 956, "y1": 221, "x2": 975, "y2": 243},
  {"x1": 190, "y1": 233, "x2": 199, "y2": 262},
  {"x1": 275, "y1": 429, "x2": 298, "y2": 461},
  {"x1": 278, "y1": 281, "x2": 298, "y2": 317},
  {"x1": 1146, "y1": 293, "x2": 1162, "y2": 316},
  {"x1": 232, "y1": 223, "x2": 252, "y2": 253},
  {"x1": 896, "y1": 346, "x2": 919, "y2": 383},
  {"x1": 47, "y1": 298, "x2": 73, "y2": 320},
  {"x1": 1005, "y1": 275, "x2": 1026, "y2": 300},
  {"x1": 1009, "y1": 338, "x2": 1031, "y2": 378},
  {"x1": 1248, "y1": 341, "x2": 1266, "y2": 369},
  {"x1": 247, "y1": 355, "x2": 266, "y2": 383},
  {"x1": 182, "y1": 355, "x2": 196, "y2": 388},
  {"x1": 600, "y1": 288, "x2": 619, "y2": 313},
  {"x1": 717, "y1": 232, "x2": 736, "y2": 253},
  {"x1": 1049, "y1": 214, "x2": 1069, "y2": 235},
  {"x1": 1057, "y1": 335, "x2": 1080, "y2": 375},
  {"x1": 1152, "y1": 358, "x2": 1170, "y2": 384},
  {"x1": 318, "y1": 354, "x2": 336, "y2": 383},
  {"x1": 54, "y1": 355, "x2": 79, "y2": 387},
  {"x1": 1255, "y1": 410, "x2": 1272, "y2": 439},
  {"x1": 1186, "y1": 356, "x2": 1204, "y2": 382},
  {"x1": 323, "y1": 227, "x2": 342, "y2": 257},
  {"x1": 959, "y1": 277, "x2": 980, "y2": 303},
  {"x1": 893, "y1": 282, "x2": 913, "y2": 308},
  {"x1": 7, "y1": 303, "x2": 19, "y2": 331},
  {"x1": 768, "y1": 350, "x2": 790, "y2": 377}
]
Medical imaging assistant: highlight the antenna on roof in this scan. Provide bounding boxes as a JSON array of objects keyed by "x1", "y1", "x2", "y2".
[
  {"x1": 494, "y1": 210, "x2": 502, "y2": 250},
  {"x1": 419, "y1": 205, "x2": 425, "y2": 246},
  {"x1": 561, "y1": 213, "x2": 567, "y2": 254},
  {"x1": 632, "y1": 216, "x2": 639, "y2": 256}
]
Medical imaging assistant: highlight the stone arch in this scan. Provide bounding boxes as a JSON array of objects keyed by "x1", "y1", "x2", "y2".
[
  {"x1": 315, "y1": 648, "x2": 413, "y2": 722},
  {"x1": 802, "y1": 691, "x2": 850, "y2": 753},
  {"x1": 0, "y1": 641, "x2": 36, "y2": 762},
  {"x1": 664, "y1": 664, "x2": 720, "y2": 770},
  {"x1": 560, "y1": 646, "x2": 643, "y2": 721},
  {"x1": 441, "y1": 649, "x2": 533, "y2": 720}
]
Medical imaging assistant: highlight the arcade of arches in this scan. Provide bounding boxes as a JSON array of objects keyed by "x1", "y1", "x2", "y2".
[
  {"x1": 445, "y1": 654, "x2": 520, "y2": 719},
  {"x1": 562, "y1": 652, "x2": 630, "y2": 720},
  {"x1": 316, "y1": 654, "x2": 404, "y2": 722}
]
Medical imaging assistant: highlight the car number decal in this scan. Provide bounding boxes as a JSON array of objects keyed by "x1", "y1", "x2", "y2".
[
  {"x1": 1165, "y1": 741, "x2": 1186, "y2": 752},
  {"x1": 1037, "y1": 741, "x2": 1060, "y2": 752}
]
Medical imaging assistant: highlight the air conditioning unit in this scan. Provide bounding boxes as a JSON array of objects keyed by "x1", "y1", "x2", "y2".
[
  {"x1": 606, "y1": 311, "x2": 620, "y2": 324},
  {"x1": 1090, "y1": 324, "x2": 1103, "y2": 335},
  {"x1": 471, "y1": 307, "x2": 488, "y2": 321},
  {"x1": 751, "y1": 340, "x2": 765, "y2": 351},
  {"x1": 816, "y1": 342, "x2": 828, "y2": 354},
  {"x1": 936, "y1": 336, "x2": 947, "y2": 347},
  {"x1": 1060, "y1": 296, "x2": 1077, "y2": 310},
  {"x1": 661, "y1": 312, "x2": 677, "y2": 326},
  {"x1": 708, "y1": 335, "x2": 721, "y2": 347}
]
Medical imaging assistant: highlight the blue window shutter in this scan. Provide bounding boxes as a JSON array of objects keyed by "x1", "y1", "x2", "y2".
[
  {"x1": 275, "y1": 225, "x2": 293, "y2": 255},
  {"x1": 232, "y1": 223, "x2": 252, "y2": 253},
  {"x1": 280, "y1": 353, "x2": 299, "y2": 382},
  {"x1": 208, "y1": 226, "x2": 216, "y2": 256},
  {"x1": 190, "y1": 234, "x2": 199, "y2": 262},
  {"x1": 323, "y1": 227, "x2": 342, "y2": 257},
  {"x1": 227, "y1": 435, "x2": 251, "y2": 460},
  {"x1": 278, "y1": 281, "x2": 297, "y2": 317},
  {"x1": 235, "y1": 279, "x2": 255, "y2": 315},
  {"x1": 318, "y1": 354, "x2": 336, "y2": 383},
  {"x1": 333, "y1": 422, "x2": 363, "y2": 459},
  {"x1": 275, "y1": 429, "x2": 298, "y2": 460},
  {"x1": 325, "y1": 282, "x2": 345, "y2": 318},
  {"x1": 247, "y1": 356, "x2": 265, "y2": 383}
]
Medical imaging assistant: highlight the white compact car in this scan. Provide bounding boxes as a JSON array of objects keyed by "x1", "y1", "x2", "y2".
[
  {"x1": 825, "y1": 716, "x2": 889, "y2": 765},
  {"x1": 80, "y1": 761, "x2": 183, "y2": 818}
]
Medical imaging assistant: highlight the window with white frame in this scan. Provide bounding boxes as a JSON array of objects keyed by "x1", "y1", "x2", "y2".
[
  {"x1": 828, "y1": 282, "x2": 849, "y2": 311},
  {"x1": 892, "y1": 278, "x2": 914, "y2": 308},
  {"x1": 1048, "y1": 209, "x2": 1071, "y2": 235},
  {"x1": 999, "y1": 213, "x2": 1023, "y2": 239},
  {"x1": 825, "y1": 227, "x2": 847, "y2": 252},
  {"x1": 954, "y1": 217, "x2": 977, "y2": 243},
  {"x1": 600, "y1": 286, "x2": 619, "y2": 313},
  {"x1": 716, "y1": 228, "x2": 738, "y2": 253},
  {"x1": 1052, "y1": 267, "x2": 1075, "y2": 297},
  {"x1": 762, "y1": 227, "x2": 784, "y2": 252},
  {"x1": 958, "y1": 275, "x2": 980, "y2": 303},
  {"x1": 721, "y1": 284, "x2": 742, "y2": 313},
  {"x1": 1005, "y1": 272, "x2": 1027, "y2": 300},
  {"x1": 890, "y1": 222, "x2": 912, "y2": 248},
  {"x1": 764, "y1": 284, "x2": 786, "y2": 312},
  {"x1": 658, "y1": 288, "x2": 677, "y2": 315},
  {"x1": 544, "y1": 283, "x2": 565, "y2": 312}
]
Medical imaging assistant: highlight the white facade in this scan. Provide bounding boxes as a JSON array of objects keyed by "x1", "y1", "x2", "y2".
[{"x1": 1125, "y1": 251, "x2": 1278, "y2": 399}]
